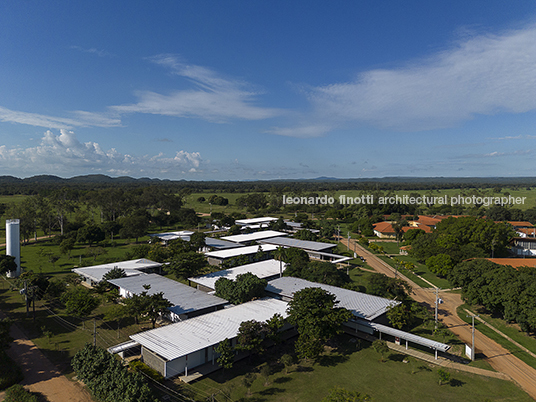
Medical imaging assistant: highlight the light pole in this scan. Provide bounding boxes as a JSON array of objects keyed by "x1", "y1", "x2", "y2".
[
  {"x1": 434, "y1": 287, "x2": 443, "y2": 329},
  {"x1": 466, "y1": 313, "x2": 479, "y2": 361}
]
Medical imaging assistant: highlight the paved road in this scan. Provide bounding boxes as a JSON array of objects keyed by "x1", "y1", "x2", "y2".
[
  {"x1": 0, "y1": 320, "x2": 94, "y2": 402},
  {"x1": 343, "y1": 238, "x2": 536, "y2": 400}
]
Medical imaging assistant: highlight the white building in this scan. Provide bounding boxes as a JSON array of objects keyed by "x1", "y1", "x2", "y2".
[
  {"x1": 130, "y1": 298, "x2": 288, "y2": 378},
  {"x1": 72, "y1": 259, "x2": 162, "y2": 286},
  {"x1": 108, "y1": 273, "x2": 228, "y2": 321},
  {"x1": 204, "y1": 244, "x2": 278, "y2": 266},
  {"x1": 220, "y1": 230, "x2": 287, "y2": 245},
  {"x1": 189, "y1": 259, "x2": 287, "y2": 291}
]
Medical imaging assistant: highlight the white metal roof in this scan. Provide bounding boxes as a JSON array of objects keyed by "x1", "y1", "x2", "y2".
[
  {"x1": 72, "y1": 259, "x2": 161, "y2": 283},
  {"x1": 108, "y1": 274, "x2": 227, "y2": 315},
  {"x1": 353, "y1": 318, "x2": 451, "y2": 352},
  {"x1": 204, "y1": 244, "x2": 278, "y2": 260},
  {"x1": 235, "y1": 217, "x2": 278, "y2": 226},
  {"x1": 205, "y1": 237, "x2": 245, "y2": 250},
  {"x1": 266, "y1": 277, "x2": 398, "y2": 321},
  {"x1": 259, "y1": 236, "x2": 337, "y2": 252},
  {"x1": 149, "y1": 231, "x2": 195, "y2": 242},
  {"x1": 220, "y1": 230, "x2": 287, "y2": 244},
  {"x1": 189, "y1": 259, "x2": 287, "y2": 290},
  {"x1": 130, "y1": 298, "x2": 288, "y2": 361}
]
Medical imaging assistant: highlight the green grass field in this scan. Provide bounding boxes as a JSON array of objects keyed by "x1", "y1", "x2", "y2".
[
  {"x1": 457, "y1": 305, "x2": 536, "y2": 371},
  {"x1": 189, "y1": 334, "x2": 532, "y2": 402}
]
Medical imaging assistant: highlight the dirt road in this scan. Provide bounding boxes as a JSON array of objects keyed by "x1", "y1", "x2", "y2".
[
  {"x1": 343, "y1": 238, "x2": 536, "y2": 400},
  {"x1": 1, "y1": 321, "x2": 93, "y2": 402}
]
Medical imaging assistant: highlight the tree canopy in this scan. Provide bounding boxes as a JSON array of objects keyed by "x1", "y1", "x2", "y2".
[
  {"x1": 215, "y1": 273, "x2": 267, "y2": 304},
  {"x1": 287, "y1": 287, "x2": 353, "y2": 360}
]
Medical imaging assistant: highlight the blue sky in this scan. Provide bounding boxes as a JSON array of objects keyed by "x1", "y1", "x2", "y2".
[{"x1": 1, "y1": 1, "x2": 536, "y2": 180}]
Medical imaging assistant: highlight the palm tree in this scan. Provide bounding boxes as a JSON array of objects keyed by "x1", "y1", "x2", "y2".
[{"x1": 274, "y1": 246, "x2": 286, "y2": 278}]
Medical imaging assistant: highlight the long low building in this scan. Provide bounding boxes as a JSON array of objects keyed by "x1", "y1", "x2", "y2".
[
  {"x1": 189, "y1": 259, "x2": 287, "y2": 291},
  {"x1": 72, "y1": 259, "x2": 162, "y2": 286},
  {"x1": 258, "y1": 236, "x2": 350, "y2": 262},
  {"x1": 266, "y1": 277, "x2": 450, "y2": 355},
  {"x1": 204, "y1": 244, "x2": 278, "y2": 266},
  {"x1": 108, "y1": 273, "x2": 228, "y2": 321},
  {"x1": 220, "y1": 230, "x2": 287, "y2": 245},
  {"x1": 130, "y1": 297, "x2": 288, "y2": 378},
  {"x1": 266, "y1": 277, "x2": 397, "y2": 322}
]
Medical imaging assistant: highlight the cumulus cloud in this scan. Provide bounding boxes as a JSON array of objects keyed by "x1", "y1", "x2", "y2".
[
  {"x1": 277, "y1": 24, "x2": 536, "y2": 137},
  {"x1": 0, "y1": 130, "x2": 203, "y2": 177},
  {"x1": 112, "y1": 54, "x2": 283, "y2": 122}
]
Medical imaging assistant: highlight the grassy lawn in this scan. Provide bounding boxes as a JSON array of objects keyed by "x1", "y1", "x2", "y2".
[
  {"x1": 190, "y1": 334, "x2": 532, "y2": 402},
  {"x1": 369, "y1": 241, "x2": 400, "y2": 255},
  {"x1": 457, "y1": 305, "x2": 536, "y2": 371},
  {"x1": 0, "y1": 279, "x2": 162, "y2": 376}
]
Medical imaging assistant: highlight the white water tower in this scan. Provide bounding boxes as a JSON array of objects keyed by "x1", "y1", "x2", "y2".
[{"x1": 6, "y1": 219, "x2": 21, "y2": 278}]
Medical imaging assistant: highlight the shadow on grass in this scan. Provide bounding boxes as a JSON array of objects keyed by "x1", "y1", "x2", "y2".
[
  {"x1": 417, "y1": 365, "x2": 432, "y2": 372},
  {"x1": 258, "y1": 387, "x2": 285, "y2": 396},
  {"x1": 295, "y1": 365, "x2": 314, "y2": 373},
  {"x1": 388, "y1": 353, "x2": 406, "y2": 362},
  {"x1": 318, "y1": 353, "x2": 349, "y2": 367},
  {"x1": 273, "y1": 376, "x2": 292, "y2": 384},
  {"x1": 450, "y1": 378, "x2": 465, "y2": 387}
]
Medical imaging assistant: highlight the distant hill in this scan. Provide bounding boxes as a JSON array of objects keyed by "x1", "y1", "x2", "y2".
[{"x1": 1, "y1": 174, "x2": 536, "y2": 196}]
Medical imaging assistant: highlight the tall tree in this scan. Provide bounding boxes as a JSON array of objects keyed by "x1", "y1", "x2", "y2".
[{"x1": 287, "y1": 288, "x2": 352, "y2": 361}]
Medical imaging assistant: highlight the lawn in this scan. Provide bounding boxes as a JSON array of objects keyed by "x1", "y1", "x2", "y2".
[
  {"x1": 457, "y1": 305, "x2": 536, "y2": 371},
  {"x1": 190, "y1": 334, "x2": 532, "y2": 402},
  {"x1": 368, "y1": 240, "x2": 401, "y2": 255},
  {"x1": 0, "y1": 279, "x2": 160, "y2": 376}
]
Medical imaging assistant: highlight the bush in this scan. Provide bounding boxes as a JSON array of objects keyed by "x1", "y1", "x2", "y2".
[
  {"x1": 129, "y1": 360, "x2": 164, "y2": 383},
  {"x1": 4, "y1": 384, "x2": 39, "y2": 402},
  {"x1": 0, "y1": 352, "x2": 24, "y2": 390}
]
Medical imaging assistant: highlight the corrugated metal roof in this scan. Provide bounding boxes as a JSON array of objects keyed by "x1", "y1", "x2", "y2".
[
  {"x1": 205, "y1": 237, "x2": 245, "y2": 250},
  {"x1": 130, "y1": 298, "x2": 288, "y2": 361},
  {"x1": 266, "y1": 277, "x2": 398, "y2": 321},
  {"x1": 149, "y1": 231, "x2": 194, "y2": 242},
  {"x1": 72, "y1": 259, "x2": 161, "y2": 282},
  {"x1": 204, "y1": 244, "x2": 278, "y2": 260},
  {"x1": 259, "y1": 236, "x2": 337, "y2": 252},
  {"x1": 108, "y1": 274, "x2": 227, "y2": 315},
  {"x1": 353, "y1": 318, "x2": 451, "y2": 352},
  {"x1": 235, "y1": 217, "x2": 278, "y2": 226},
  {"x1": 221, "y1": 230, "x2": 287, "y2": 244},
  {"x1": 189, "y1": 259, "x2": 287, "y2": 290}
]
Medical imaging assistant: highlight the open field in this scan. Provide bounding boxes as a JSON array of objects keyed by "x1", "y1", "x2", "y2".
[{"x1": 190, "y1": 334, "x2": 532, "y2": 402}]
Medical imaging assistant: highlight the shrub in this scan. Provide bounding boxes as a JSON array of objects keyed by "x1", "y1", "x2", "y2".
[
  {"x1": 0, "y1": 352, "x2": 23, "y2": 390},
  {"x1": 129, "y1": 360, "x2": 164, "y2": 383},
  {"x1": 4, "y1": 384, "x2": 39, "y2": 402}
]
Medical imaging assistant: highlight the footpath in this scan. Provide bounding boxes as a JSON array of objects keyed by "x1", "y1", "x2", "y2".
[{"x1": 0, "y1": 315, "x2": 93, "y2": 402}]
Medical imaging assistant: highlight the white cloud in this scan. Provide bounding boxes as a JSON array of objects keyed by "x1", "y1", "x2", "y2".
[
  {"x1": 112, "y1": 55, "x2": 282, "y2": 122},
  {"x1": 70, "y1": 46, "x2": 115, "y2": 58},
  {"x1": 0, "y1": 106, "x2": 121, "y2": 129},
  {"x1": 266, "y1": 124, "x2": 332, "y2": 138},
  {"x1": 0, "y1": 130, "x2": 203, "y2": 177},
  {"x1": 278, "y1": 23, "x2": 536, "y2": 136}
]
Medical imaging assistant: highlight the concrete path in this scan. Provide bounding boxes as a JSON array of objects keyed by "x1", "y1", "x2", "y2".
[{"x1": 343, "y1": 238, "x2": 536, "y2": 400}]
